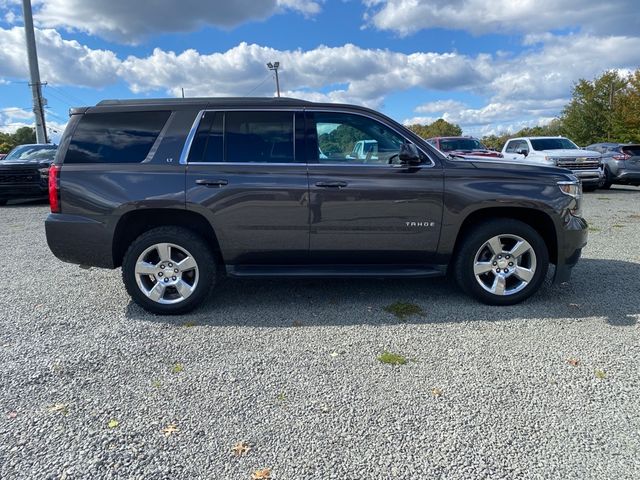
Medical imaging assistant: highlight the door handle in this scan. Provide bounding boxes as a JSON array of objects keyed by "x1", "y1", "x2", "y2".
[
  {"x1": 315, "y1": 181, "x2": 348, "y2": 188},
  {"x1": 196, "y1": 179, "x2": 228, "y2": 187}
]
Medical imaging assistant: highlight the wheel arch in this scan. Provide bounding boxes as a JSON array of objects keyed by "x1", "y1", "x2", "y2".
[
  {"x1": 112, "y1": 208, "x2": 222, "y2": 268},
  {"x1": 450, "y1": 207, "x2": 558, "y2": 267}
]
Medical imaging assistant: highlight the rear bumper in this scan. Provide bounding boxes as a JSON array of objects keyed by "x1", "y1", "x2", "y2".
[
  {"x1": 614, "y1": 170, "x2": 640, "y2": 185},
  {"x1": 45, "y1": 213, "x2": 116, "y2": 268},
  {"x1": 553, "y1": 215, "x2": 588, "y2": 284}
]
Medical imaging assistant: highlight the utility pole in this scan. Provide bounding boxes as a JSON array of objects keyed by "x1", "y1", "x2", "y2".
[
  {"x1": 21, "y1": 0, "x2": 47, "y2": 143},
  {"x1": 266, "y1": 62, "x2": 281, "y2": 97},
  {"x1": 181, "y1": 87, "x2": 185, "y2": 98}
]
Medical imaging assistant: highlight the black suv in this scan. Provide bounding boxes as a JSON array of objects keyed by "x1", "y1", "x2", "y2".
[
  {"x1": 45, "y1": 98, "x2": 587, "y2": 314},
  {"x1": 0, "y1": 143, "x2": 57, "y2": 205}
]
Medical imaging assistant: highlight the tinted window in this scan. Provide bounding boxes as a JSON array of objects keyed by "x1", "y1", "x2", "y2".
[
  {"x1": 530, "y1": 138, "x2": 578, "y2": 151},
  {"x1": 187, "y1": 112, "x2": 223, "y2": 163},
  {"x1": 3, "y1": 145, "x2": 57, "y2": 162},
  {"x1": 313, "y1": 112, "x2": 405, "y2": 164},
  {"x1": 65, "y1": 111, "x2": 170, "y2": 163},
  {"x1": 439, "y1": 138, "x2": 486, "y2": 152},
  {"x1": 622, "y1": 145, "x2": 640, "y2": 156},
  {"x1": 225, "y1": 111, "x2": 294, "y2": 163}
]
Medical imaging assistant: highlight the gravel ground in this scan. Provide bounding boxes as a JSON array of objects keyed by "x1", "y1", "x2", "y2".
[{"x1": 1, "y1": 187, "x2": 639, "y2": 480}]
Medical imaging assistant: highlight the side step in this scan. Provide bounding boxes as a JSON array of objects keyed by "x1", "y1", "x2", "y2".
[{"x1": 226, "y1": 264, "x2": 446, "y2": 278}]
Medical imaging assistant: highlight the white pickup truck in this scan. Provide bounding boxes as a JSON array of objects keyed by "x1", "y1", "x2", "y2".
[{"x1": 501, "y1": 136, "x2": 603, "y2": 190}]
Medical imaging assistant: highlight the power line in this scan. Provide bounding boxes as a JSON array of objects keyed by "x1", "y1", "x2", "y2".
[
  {"x1": 244, "y1": 73, "x2": 273, "y2": 97},
  {"x1": 46, "y1": 84, "x2": 88, "y2": 105}
]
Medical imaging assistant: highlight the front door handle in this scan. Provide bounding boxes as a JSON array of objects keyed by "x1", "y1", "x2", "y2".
[
  {"x1": 315, "y1": 181, "x2": 348, "y2": 188},
  {"x1": 196, "y1": 179, "x2": 228, "y2": 187}
]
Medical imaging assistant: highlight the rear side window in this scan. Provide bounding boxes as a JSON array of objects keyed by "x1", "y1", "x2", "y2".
[
  {"x1": 65, "y1": 111, "x2": 170, "y2": 164},
  {"x1": 187, "y1": 112, "x2": 224, "y2": 163},
  {"x1": 225, "y1": 111, "x2": 294, "y2": 163},
  {"x1": 622, "y1": 145, "x2": 640, "y2": 156}
]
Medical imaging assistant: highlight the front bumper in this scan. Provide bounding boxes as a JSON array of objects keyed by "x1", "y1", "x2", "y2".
[
  {"x1": 0, "y1": 183, "x2": 48, "y2": 201},
  {"x1": 0, "y1": 168, "x2": 48, "y2": 201},
  {"x1": 553, "y1": 214, "x2": 588, "y2": 284},
  {"x1": 572, "y1": 168, "x2": 603, "y2": 187}
]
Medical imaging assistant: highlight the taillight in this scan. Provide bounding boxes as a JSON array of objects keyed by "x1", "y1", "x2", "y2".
[
  {"x1": 612, "y1": 153, "x2": 630, "y2": 161},
  {"x1": 48, "y1": 164, "x2": 61, "y2": 213}
]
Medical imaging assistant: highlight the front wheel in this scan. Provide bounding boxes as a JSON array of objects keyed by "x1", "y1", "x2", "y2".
[
  {"x1": 122, "y1": 227, "x2": 216, "y2": 315},
  {"x1": 454, "y1": 219, "x2": 549, "y2": 305},
  {"x1": 600, "y1": 167, "x2": 613, "y2": 189}
]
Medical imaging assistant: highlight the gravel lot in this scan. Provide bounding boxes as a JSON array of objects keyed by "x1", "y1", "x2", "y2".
[{"x1": 1, "y1": 187, "x2": 639, "y2": 480}]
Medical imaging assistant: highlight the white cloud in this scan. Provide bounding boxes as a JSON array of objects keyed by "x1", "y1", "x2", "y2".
[
  {"x1": 0, "y1": 27, "x2": 120, "y2": 87},
  {"x1": 363, "y1": 0, "x2": 640, "y2": 36},
  {"x1": 32, "y1": 0, "x2": 322, "y2": 43},
  {"x1": 0, "y1": 106, "x2": 66, "y2": 142},
  {"x1": 415, "y1": 100, "x2": 467, "y2": 114},
  {"x1": 117, "y1": 42, "x2": 494, "y2": 108}
]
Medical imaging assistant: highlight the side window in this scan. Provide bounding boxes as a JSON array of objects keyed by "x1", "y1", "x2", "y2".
[
  {"x1": 518, "y1": 141, "x2": 529, "y2": 153},
  {"x1": 225, "y1": 111, "x2": 294, "y2": 163},
  {"x1": 312, "y1": 112, "x2": 405, "y2": 164},
  {"x1": 188, "y1": 112, "x2": 223, "y2": 163},
  {"x1": 65, "y1": 111, "x2": 171, "y2": 163},
  {"x1": 505, "y1": 140, "x2": 517, "y2": 153}
]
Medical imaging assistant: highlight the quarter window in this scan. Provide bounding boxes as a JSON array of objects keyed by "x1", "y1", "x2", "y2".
[
  {"x1": 65, "y1": 111, "x2": 170, "y2": 164},
  {"x1": 188, "y1": 112, "x2": 223, "y2": 163},
  {"x1": 312, "y1": 112, "x2": 405, "y2": 164}
]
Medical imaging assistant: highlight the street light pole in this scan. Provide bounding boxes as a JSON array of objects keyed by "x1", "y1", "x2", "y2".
[
  {"x1": 21, "y1": 0, "x2": 48, "y2": 143},
  {"x1": 266, "y1": 62, "x2": 281, "y2": 97}
]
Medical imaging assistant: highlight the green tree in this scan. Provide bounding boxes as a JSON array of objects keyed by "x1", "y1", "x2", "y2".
[
  {"x1": 0, "y1": 126, "x2": 37, "y2": 154},
  {"x1": 612, "y1": 69, "x2": 640, "y2": 142},
  {"x1": 407, "y1": 118, "x2": 462, "y2": 139},
  {"x1": 561, "y1": 70, "x2": 628, "y2": 145}
]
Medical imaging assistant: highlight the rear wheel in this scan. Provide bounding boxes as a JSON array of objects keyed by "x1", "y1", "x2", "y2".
[
  {"x1": 0, "y1": 200, "x2": 7, "y2": 206},
  {"x1": 454, "y1": 219, "x2": 549, "y2": 305},
  {"x1": 122, "y1": 227, "x2": 216, "y2": 314}
]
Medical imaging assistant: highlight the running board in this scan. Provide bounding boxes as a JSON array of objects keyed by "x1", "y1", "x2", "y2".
[{"x1": 225, "y1": 264, "x2": 446, "y2": 278}]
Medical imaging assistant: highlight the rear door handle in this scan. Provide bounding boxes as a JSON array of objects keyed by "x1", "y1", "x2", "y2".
[
  {"x1": 315, "y1": 181, "x2": 348, "y2": 188},
  {"x1": 196, "y1": 179, "x2": 228, "y2": 187}
]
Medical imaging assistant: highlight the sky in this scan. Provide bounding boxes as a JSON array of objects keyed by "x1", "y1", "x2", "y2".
[{"x1": 1, "y1": 0, "x2": 640, "y2": 142}]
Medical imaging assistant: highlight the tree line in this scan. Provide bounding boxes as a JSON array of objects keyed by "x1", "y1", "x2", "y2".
[
  {"x1": 407, "y1": 68, "x2": 640, "y2": 151},
  {"x1": 0, "y1": 126, "x2": 37, "y2": 154}
]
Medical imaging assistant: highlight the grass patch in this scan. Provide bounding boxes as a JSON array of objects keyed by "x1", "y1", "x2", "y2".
[
  {"x1": 597, "y1": 197, "x2": 611, "y2": 201},
  {"x1": 377, "y1": 351, "x2": 407, "y2": 365},
  {"x1": 276, "y1": 392, "x2": 286, "y2": 402},
  {"x1": 588, "y1": 226, "x2": 601, "y2": 233},
  {"x1": 170, "y1": 363, "x2": 184, "y2": 374},
  {"x1": 383, "y1": 301, "x2": 424, "y2": 320},
  {"x1": 613, "y1": 224, "x2": 624, "y2": 228}
]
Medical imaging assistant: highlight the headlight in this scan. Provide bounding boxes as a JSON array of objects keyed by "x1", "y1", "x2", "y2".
[
  {"x1": 558, "y1": 180, "x2": 582, "y2": 216},
  {"x1": 38, "y1": 166, "x2": 49, "y2": 177},
  {"x1": 544, "y1": 156, "x2": 560, "y2": 165}
]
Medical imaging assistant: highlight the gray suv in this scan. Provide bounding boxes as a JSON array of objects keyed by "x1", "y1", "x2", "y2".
[
  {"x1": 584, "y1": 143, "x2": 640, "y2": 189},
  {"x1": 45, "y1": 98, "x2": 587, "y2": 314}
]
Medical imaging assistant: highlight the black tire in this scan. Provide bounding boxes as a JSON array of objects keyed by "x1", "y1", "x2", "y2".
[
  {"x1": 122, "y1": 226, "x2": 216, "y2": 315},
  {"x1": 600, "y1": 167, "x2": 613, "y2": 189},
  {"x1": 0, "y1": 200, "x2": 7, "y2": 206},
  {"x1": 454, "y1": 219, "x2": 549, "y2": 306}
]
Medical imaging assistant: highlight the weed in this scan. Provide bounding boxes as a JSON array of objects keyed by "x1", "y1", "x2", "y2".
[{"x1": 377, "y1": 351, "x2": 407, "y2": 365}]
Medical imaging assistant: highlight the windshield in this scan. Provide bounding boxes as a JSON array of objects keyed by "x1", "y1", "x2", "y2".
[
  {"x1": 439, "y1": 138, "x2": 486, "y2": 152},
  {"x1": 530, "y1": 138, "x2": 578, "y2": 151},
  {"x1": 2, "y1": 145, "x2": 57, "y2": 162}
]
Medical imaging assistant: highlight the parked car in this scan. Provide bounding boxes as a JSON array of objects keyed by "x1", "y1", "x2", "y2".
[
  {"x1": 583, "y1": 143, "x2": 640, "y2": 189},
  {"x1": 501, "y1": 136, "x2": 602, "y2": 191},
  {"x1": 0, "y1": 143, "x2": 57, "y2": 205},
  {"x1": 427, "y1": 136, "x2": 502, "y2": 159},
  {"x1": 45, "y1": 98, "x2": 587, "y2": 314},
  {"x1": 0, "y1": 153, "x2": 7, "y2": 160}
]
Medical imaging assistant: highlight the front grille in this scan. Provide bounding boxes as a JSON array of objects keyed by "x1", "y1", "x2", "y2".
[
  {"x1": 0, "y1": 168, "x2": 40, "y2": 184},
  {"x1": 557, "y1": 157, "x2": 600, "y2": 171}
]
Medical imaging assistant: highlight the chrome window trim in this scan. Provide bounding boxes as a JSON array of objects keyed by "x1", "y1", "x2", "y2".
[
  {"x1": 143, "y1": 111, "x2": 175, "y2": 163},
  {"x1": 180, "y1": 107, "x2": 437, "y2": 168},
  {"x1": 179, "y1": 109, "x2": 205, "y2": 165}
]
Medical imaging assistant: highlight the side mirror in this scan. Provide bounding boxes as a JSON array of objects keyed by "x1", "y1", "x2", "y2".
[
  {"x1": 516, "y1": 148, "x2": 528, "y2": 157},
  {"x1": 399, "y1": 143, "x2": 421, "y2": 164}
]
